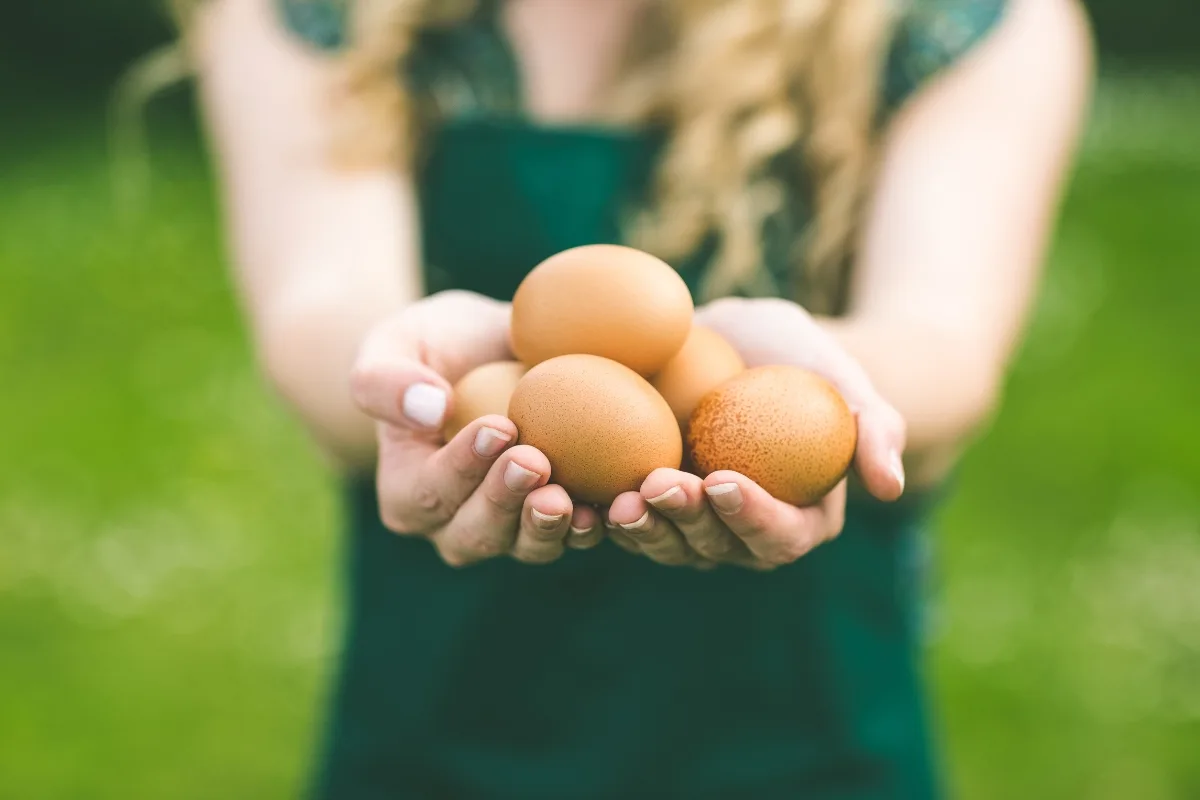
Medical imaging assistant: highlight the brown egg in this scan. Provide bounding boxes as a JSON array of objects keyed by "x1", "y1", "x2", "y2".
[
  {"x1": 651, "y1": 325, "x2": 744, "y2": 429},
  {"x1": 508, "y1": 354, "x2": 682, "y2": 504},
  {"x1": 510, "y1": 244, "x2": 693, "y2": 376},
  {"x1": 444, "y1": 361, "x2": 528, "y2": 440},
  {"x1": 687, "y1": 366, "x2": 857, "y2": 507}
]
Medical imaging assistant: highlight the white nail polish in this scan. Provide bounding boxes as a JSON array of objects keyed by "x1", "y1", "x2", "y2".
[
  {"x1": 890, "y1": 451, "x2": 906, "y2": 492},
  {"x1": 619, "y1": 511, "x2": 652, "y2": 532},
  {"x1": 402, "y1": 383, "x2": 447, "y2": 429}
]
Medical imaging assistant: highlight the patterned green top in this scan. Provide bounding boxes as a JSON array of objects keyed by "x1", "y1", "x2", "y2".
[
  {"x1": 281, "y1": 0, "x2": 1005, "y2": 304},
  {"x1": 280, "y1": 0, "x2": 1004, "y2": 113},
  {"x1": 273, "y1": 3, "x2": 1007, "y2": 799}
]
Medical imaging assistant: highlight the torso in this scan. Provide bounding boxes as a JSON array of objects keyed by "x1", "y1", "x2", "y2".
[
  {"x1": 501, "y1": 0, "x2": 650, "y2": 124},
  {"x1": 276, "y1": 1, "x2": 1009, "y2": 796}
]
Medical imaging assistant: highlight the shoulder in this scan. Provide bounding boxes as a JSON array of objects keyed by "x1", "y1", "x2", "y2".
[
  {"x1": 275, "y1": 0, "x2": 350, "y2": 51},
  {"x1": 884, "y1": 0, "x2": 1007, "y2": 111},
  {"x1": 885, "y1": 0, "x2": 1092, "y2": 113}
]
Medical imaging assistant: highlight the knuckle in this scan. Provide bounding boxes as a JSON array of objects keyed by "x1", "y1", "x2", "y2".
[
  {"x1": 379, "y1": 508, "x2": 409, "y2": 534},
  {"x1": 526, "y1": 513, "x2": 567, "y2": 542},
  {"x1": 736, "y1": 519, "x2": 771, "y2": 543},
  {"x1": 466, "y1": 535, "x2": 509, "y2": 561},
  {"x1": 410, "y1": 482, "x2": 449, "y2": 519},
  {"x1": 650, "y1": 549, "x2": 693, "y2": 567},
  {"x1": 694, "y1": 532, "x2": 735, "y2": 559},
  {"x1": 449, "y1": 526, "x2": 509, "y2": 561},
  {"x1": 378, "y1": 500, "x2": 420, "y2": 535},
  {"x1": 673, "y1": 504, "x2": 711, "y2": 526},
  {"x1": 483, "y1": 484, "x2": 523, "y2": 516},
  {"x1": 528, "y1": 526, "x2": 563, "y2": 544},
  {"x1": 576, "y1": 533, "x2": 604, "y2": 550},
  {"x1": 513, "y1": 543, "x2": 562, "y2": 565},
  {"x1": 436, "y1": 545, "x2": 472, "y2": 568},
  {"x1": 773, "y1": 536, "x2": 815, "y2": 566}
]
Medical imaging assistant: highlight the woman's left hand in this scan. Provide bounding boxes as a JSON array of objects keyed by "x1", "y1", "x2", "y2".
[{"x1": 604, "y1": 297, "x2": 907, "y2": 570}]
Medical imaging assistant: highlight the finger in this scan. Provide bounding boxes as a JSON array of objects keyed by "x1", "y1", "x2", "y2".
[
  {"x1": 351, "y1": 351, "x2": 454, "y2": 433},
  {"x1": 640, "y1": 468, "x2": 747, "y2": 563},
  {"x1": 602, "y1": 512, "x2": 642, "y2": 556},
  {"x1": 377, "y1": 414, "x2": 518, "y2": 533},
  {"x1": 607, "y1": 491, "x2": 697, "y2": 567},
  {"x1": 433, "y1": 445, "x2": 550, "y2": 566},
  {"x1": 511, "y1": 485, "x2": 574, "y2": 565},
  {"x1": 567, "y1": 505, "x2": 603, "y2": 550},
  {"x1": 702, "y1": 470, "x2": 830, "y2": 567},
  {"x1": 852, "y1": 404, "x2": 907, "y2": 503},
  {"x1": 819, "y1": 479, "x2": 848, "y2": 543}
]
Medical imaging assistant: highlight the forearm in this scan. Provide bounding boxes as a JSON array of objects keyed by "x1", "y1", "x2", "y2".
[
  {"x1": 820, "y1": 315, "x2": 1002, "y2": 459},
  {"x1": 191, "y1": 0, "x2": 426, "y2": 470},
  {"x1": 228, "y1": 181, "x2": 421, "y2": 471},
  {"x1": 254, "y1": 281, "x2": 400, "y2": 470},
  {"x1": 820, "y1": 0, "x2": 1092, "y2": 481}
]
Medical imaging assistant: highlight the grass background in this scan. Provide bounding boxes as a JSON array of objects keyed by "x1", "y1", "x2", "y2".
[{"x1": 2, "y1": 47, "x2": 1199, "y2": 800}]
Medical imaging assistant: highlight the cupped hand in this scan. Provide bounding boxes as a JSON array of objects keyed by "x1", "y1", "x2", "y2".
[
  {"x1": 350, "y1": 290, "x2": 602, "y2": 567},
  {"x1": 605, "y1": 296, "x2": 906, "y2": 570}
]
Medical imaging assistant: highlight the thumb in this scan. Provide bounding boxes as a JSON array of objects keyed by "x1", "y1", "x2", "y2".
[
  {"x1": 350, "y1": 352, "x2": 454, "y2": 433},
  {"x1": 852, "y1": 403, "x2": 907, "y2": 503}
]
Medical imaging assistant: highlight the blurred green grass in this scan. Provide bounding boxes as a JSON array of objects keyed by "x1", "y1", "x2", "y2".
[{"x1": 1, "y1": 74, "x2": 1198, "y2": 799}]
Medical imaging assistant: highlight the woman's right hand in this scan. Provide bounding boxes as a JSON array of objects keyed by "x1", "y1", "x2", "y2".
[{"x1": 349, "y1": 291, "x2": 603, "y2": 567}]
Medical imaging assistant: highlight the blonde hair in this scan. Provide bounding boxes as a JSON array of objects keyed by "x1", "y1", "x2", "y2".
[{"x1": 166, "y1": 0, "x2": 897, "y2": 313}]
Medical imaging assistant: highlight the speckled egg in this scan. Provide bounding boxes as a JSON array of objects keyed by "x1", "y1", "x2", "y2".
[
  {"x1": 508, "y1": 354, "x2": 682, "y2": 504},
  {"x1": 687, "y1": 366, "x2": 857, "y2": 506}
]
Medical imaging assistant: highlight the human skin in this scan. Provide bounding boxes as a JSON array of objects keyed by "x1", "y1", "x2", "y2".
[{"x1": 190, "y1": 0, "x2": 1093, "y2": 568}]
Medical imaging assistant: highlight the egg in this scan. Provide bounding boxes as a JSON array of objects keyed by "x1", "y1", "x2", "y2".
[
  {"x1": 508, "y1": 354, "x2": 682, "y2": 504},
  {"x1": 651, "y1": 325, "x2": 744, "y2": 429},
  {"x1": 444, "y1": 361, "x2": 528, "y2": 440},
  {"x1": 510, "y1": 244, "x2": 693, "y2": 376},
  {"x1": 687, "y1": 366, "x2": 857, "y2": 507}
]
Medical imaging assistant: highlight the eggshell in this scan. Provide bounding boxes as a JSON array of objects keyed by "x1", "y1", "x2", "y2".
[
  {"x1": 508, "y1": 354, "x2": 682, "y2": 504},
  {"x1": 510, "y1": 244, "x2": 693, "y2": 376},
  {"x1": 687, "y1": 366, "x2": 857, "y2": 507},
  {"x1": 651, "y1": 325, "x2": 744, "y2": 429},
  {"x1": 444, "y1": 361, "x2": 528, "y2": 440}
]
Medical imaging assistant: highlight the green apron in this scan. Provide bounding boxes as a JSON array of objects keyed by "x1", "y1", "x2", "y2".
[{"x1": 276, "y1": 2, "x2": 1007, "y2": 796}]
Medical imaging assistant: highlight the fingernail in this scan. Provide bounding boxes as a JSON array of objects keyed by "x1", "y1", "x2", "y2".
[
  {"x1": 531, "y1": 508, "x2": 563, "y2": 530},
  {"x1": 646, "y1": 485, "x2": 685, "y2": 512},
  {"x1": 705, "y1": 483, "x2": 743, "y2": 514},
  {"x1": 503, "y1": 462, "x2": 540, "y2": 493},
  {"x1": 619, "y1": 511, "x2": 652, "y2": 533},
  {"x1": 473, "y1": 426, "x2": 512, "y2": 458},
  {"x1": 402, "y1": 383, "x2": 447, "y2": 429},
  {"x1": 889, "y1": 451, "x2": 906, "y2": 492},
  {"x1": 569, "y1": 524, "x2": 592, "y2": 537}
]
